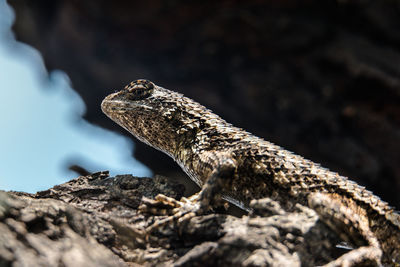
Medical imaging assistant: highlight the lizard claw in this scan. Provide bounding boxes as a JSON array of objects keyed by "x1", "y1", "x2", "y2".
[
  {"x1": 138, "y1": 193, "x2": 202, "y2": 240},
  {"x1": 139, "y1": 194, "x2": 184, "y2": 215}
]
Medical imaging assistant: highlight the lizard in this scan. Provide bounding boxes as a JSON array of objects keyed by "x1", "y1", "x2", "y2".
[{"x1": 101, "y1": 79, "x2": 400, "y2": 266}]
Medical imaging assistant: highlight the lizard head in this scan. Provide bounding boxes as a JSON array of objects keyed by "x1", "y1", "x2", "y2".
[{"x1": 101, "y1": 79, "x2": 212, "y2": 157}]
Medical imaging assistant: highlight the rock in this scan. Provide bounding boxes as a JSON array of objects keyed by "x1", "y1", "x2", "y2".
[{"x1": 0, "y1": 172, "x2": 353, "y2": 266}]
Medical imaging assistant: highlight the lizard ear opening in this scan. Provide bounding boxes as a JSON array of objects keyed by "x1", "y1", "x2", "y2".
[{"x1": 124, "y1": 79, "x2": 154, "y2": 100}]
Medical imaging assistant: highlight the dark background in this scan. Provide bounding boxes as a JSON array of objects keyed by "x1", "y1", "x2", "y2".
[{"x1": 9, "y1": 0, "x2": 400, "y2": 208}]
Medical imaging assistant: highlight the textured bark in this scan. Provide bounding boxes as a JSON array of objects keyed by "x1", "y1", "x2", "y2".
[{"x1": 1, "y1": 172, "x2": 352, "y2": 266}]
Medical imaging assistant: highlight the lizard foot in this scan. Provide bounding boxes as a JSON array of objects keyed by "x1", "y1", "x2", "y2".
[
  {"x1": 139, "y1": 185, "x2": 229, "y2": 240},
  {"x1": 309, "y1": 192, "x2": 383, "y2": 267},
  {"x1": 139, "y1": 193, "x2": 203, "y2": 238}
]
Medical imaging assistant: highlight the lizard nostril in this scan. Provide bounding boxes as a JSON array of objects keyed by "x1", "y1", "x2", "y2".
[{"x1": 124, "y1": 79, "x2": 154, "y2": 100}]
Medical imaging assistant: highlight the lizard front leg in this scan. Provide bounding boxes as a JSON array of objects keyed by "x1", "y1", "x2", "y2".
[
  {"x1": 195, "y1": 151, "x2": 237, "y2": 212},
  {"x1": 139, "y1": 151, "x2": 237, "y2": 234}
]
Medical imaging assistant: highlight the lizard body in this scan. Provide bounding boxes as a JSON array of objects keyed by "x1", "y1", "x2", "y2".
[{"x1": 101, "y1": 79, "x2": 400, "y2": 266}]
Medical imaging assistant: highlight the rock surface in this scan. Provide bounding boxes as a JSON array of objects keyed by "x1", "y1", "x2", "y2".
[{"x1": 1, "y1": 172, "x2": 360, "y2": 266}]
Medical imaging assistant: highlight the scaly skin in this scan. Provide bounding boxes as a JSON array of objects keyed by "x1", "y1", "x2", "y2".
[{"x1": 101, "y1": 79, "x2": 400, "y2": 266}]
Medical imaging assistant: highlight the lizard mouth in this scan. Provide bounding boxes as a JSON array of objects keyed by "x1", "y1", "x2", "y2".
[
  {"x1": 101, "y1": 93, "x2": 119, "y2": 115},
  {"x1": 101, "y1": 96, "x2": 153, "y2": 116}
]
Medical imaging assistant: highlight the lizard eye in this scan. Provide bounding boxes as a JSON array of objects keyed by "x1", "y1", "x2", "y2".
[{"x1": 124, "y1": 79, "x2": 154, "y2": 100}]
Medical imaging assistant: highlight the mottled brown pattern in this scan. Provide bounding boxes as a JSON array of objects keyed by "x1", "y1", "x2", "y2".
[{"x1": 102, "y1": 79, "x2": 400, "y2": 266}]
